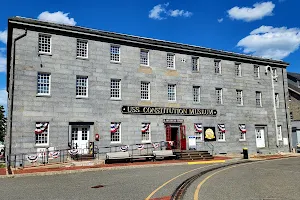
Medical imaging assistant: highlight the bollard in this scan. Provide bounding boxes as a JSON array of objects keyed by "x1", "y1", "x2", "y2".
[{"x1": 243, "y1": 148, "x2": 248, "y2": 159}]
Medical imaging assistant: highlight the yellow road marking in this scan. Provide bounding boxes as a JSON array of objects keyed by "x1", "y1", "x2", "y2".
[
  {"x1": 188, "y1": 160, "x2": 225, "y2": 165},
  {"x1": 145, "y1": 163, "x2": 222, "y2": 200}
]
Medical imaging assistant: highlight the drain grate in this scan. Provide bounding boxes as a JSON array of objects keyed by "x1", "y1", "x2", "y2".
[{"x1": 91, "y1": 185, "x2": 104, "y2": 188}]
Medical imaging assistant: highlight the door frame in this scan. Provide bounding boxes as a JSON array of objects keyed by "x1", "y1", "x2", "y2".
[
  {"x1": 69, "y1": 125, "x2": 91, "y2": 154},
  {"x1": 255, "y1": 126, "x2": 267, "y2": 148},
  {"x1": 165, "y1": 123, "x2": 183, "y2": 150}
]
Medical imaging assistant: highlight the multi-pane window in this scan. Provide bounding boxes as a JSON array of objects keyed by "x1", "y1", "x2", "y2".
[
  {"x1": 71, "y1": 127, "x2": 78, "y2": 140},
  {"x1": 76, "y1": 76, "x2": 88, "y2": 97},
  {"x1": 141, "y1": 82, "x2": 150, "y2": 100},
  {"x1": 111, "y1": 123, "x2": 121, "y2": 142},
  {"x1": 111, "y1": 79, "x2": 121, "y2": 99},
  {"x1": 216, "y1": 88, "x2": 223, "y2": 104},
  {"x1": 35, "y1": 122, "x2": 49, "y2": 145},
  {"x1": 290, "y1": 112, "x2": 293, "y2": 120},
  {"x1": 194, "y1": 124, "x2": 203, "y2": 142},
  {"x1": 236, "y1": 90, "x2": 243, "y2": 105},
  {"x1": 235, "y1": 63, "x2": 241, "y2": 77},
  {"x1": 82, "y1": 127, "x2": 88, "y2": 140},
  {"x1": 214, "y1": 60, "x2": 221, "y2": 74},
  {"x1": 218, "y1": 131, "x2": 225, "y2": 141},
  {"x1": 167, "y1": 53, "x2": 175, "y2": 69},
  {"x1": 277, "y1": 125, "x2": 283, "y2": 141},
  {"x1": 76, "y1": 40, "x2": 88, "y2": 58},
  {"x1": 38, "y1": 34, "x2": 51, "y2": 54},
  {"x1": 168, "y1": 84, "x2": 176, "y2": 101},
  {"x1": 192, "y1": 57, "x2": 199, "y2": 71},
  {"x1": 240, "y1": 132, "x2": 246, "y2": 141},
  {"x1": 256, "y1": 91, "x2": 262, "y2": 107},
  {"x1": 141, "y1": 123, "x2": 151, "y2": 142},
  {"x1": 37, "y1": 72, "x2": 51, "y2": 95},
  {"x1": 193, "y1": 86, "x2": 200, "y2": 103},
  {"x1": 110, "y1": 45, "x2": 120, "y2": 62},
  {"x1": 275, "y1": 93, "x2": 279, "y2": 108},
  {"x1": 140, "y1": 49, "x2": 149, "y2": 66},
  {"x1": 254, "y1": 65, "x2": 260, "y2": 78}
]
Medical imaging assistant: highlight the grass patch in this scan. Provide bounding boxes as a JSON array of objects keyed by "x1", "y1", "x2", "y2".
[{"x1": 0, "y1": 163, "x2": 6, "y2": 168}]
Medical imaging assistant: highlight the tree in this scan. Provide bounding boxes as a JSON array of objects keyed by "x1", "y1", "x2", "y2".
[{"x1": 0, "y1": 105, "x2": 6, "y2": 142}]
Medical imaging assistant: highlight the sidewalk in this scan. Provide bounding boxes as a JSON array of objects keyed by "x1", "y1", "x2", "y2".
[{"x1": 0, "y1": 154, "x2": 298, "y2": 178}]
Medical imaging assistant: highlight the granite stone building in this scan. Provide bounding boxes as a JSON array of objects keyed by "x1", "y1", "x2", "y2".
[{"x1": 6, "y1": 17, "x2": 291, "y2": 160}]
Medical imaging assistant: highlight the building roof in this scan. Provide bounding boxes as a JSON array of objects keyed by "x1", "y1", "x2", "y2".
[
  {"x1": 6, "y1": 17, "x2": 290, "y2": 91},
  {"x1": 288, "y1": 72, "x2": 300, "y2": 95}
]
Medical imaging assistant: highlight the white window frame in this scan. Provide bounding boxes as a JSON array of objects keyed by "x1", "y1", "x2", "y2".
[
  {"x1": 76, "y1": 39, "x2": 88, "y2": 58},
  {"x1": 192, "y1": 57, "x2": 200, "y2": 72},
  {"x1": 37, "y1": 72, "x2": 51, "y2": 96},
  {"x1": 193, "y1": 86, "x2": 201, "y2": 103},
  {"x1": 141, "y1": 82, "x2": 150, "y2": 101},
  {"x1": 111, "y1": 79, "x2": 121, "y2": 100},
  {"x1": 256, "y1": 91, "x2": 262, "y2": 107},
  {"x1": 216, "y1": 88, "x2": 223, "y2": 104},
  {"x1": 277, "y1": 125, "x2": 283, "y2": 141},
  {"x1": 38, "y1": 34, "x2": 52, "y2": 55},
  {"x1": 140, "y1": 49, "x2": 149, "y2": 66},
  {"x1": 235, "y1": 63, "x2": 241, "y2": 77},
  {"x1": 275, "y1": 93, "x2": 279, "y2": 108},
  {"x1": 168, "y1": 84, "x2": 176, "y2": 101},
  {"x1": 214, "y1": 60, "x2": 221, "y2": 74},
  {"x1": 239, "y1": 124, "x2": 246, "y2": 141},
  {"x1": 76, "y1": 76, "x2": 88, "y2": 98},
  {"x1": 110, "y1": 45, "x2": 120, "y2": 62},
  {"x1": 111, "y1": 122, "x2": 121, "y2": 143},
  {"x1": 236, "y1": 90, "x2": 243, "y2": 105},
  {"x1": 218, "y1": 131, "x2": 225, "y2": 142},
  {"x1": 194, "y1": 124, "x2": 203, "y2": 142},
  {"x1": 141, "y1": 123, "x2": 151, "y2": 143},
  {"x1": 167, "y1": 53, "x2": 175, "y2": 69},
  {"x1": 254, "y1": 65, "x2": 260, "y2": 78},
  {"x1": 35, "y1": 122, "x2": 49, "y2": 146}
]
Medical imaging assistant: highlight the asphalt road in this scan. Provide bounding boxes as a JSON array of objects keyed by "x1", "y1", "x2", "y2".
[{"x1": 185, "y1": 157, "x2": 300, "y2": 200}]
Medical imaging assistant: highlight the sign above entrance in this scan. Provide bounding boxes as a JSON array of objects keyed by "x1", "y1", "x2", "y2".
[
  {"x1": 121, "y1": 106, "x2": 217, "y2": 117},
  {"x1": 163, "y1": 119, "x2": 184, "y2": 123}
]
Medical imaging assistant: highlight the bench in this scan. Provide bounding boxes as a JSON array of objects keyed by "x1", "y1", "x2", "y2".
[
  {"x1": 153, "y1": 150, "x2": 177, "y2": 160},
  {"x1": 105, "y1": 152, "x2": 131, "y2": 164}
]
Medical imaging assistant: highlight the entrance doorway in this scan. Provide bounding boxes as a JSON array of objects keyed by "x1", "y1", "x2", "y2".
[
  {"x1": 71, "y1": 126, "x2": 90, "y2": 154},
  {"x1": 255, "y1": 127, "x2": 266, "y2": 148},
  {"x1": 171, "y1": 127, "x2": 179, "y2": 149},
  {"x1": 166, "y1": 124, "x2": 186, "y2": 150}
]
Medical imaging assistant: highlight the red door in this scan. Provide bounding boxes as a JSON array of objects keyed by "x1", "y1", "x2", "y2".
[
  {"x1": 166, "y1": 125, "x2": 171, "y2": 150},
  {"x1": 180, "y1": 125, "x2": 186, "y2": 150}
]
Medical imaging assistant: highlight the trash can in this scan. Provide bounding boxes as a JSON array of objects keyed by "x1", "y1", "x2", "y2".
[{"x1": 243, "y1": 148, "x2": 248, "y2": 159}]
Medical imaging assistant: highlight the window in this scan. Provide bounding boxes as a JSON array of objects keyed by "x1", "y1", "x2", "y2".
[
  {"x1": 256, "y1": 91, "x2": 262, "y2": 107},
  {"x1": 35, "y1": 122, "x2": 49, "y2": 145},
  {"x1": 71, "y1": 127, "x2": 78, "y2": 141},
  {"x1": 216, "y1": 88, "x2": 223, "y2": 104},
  {"x1": 37, "y1": 72, "x2": 51, "y2": 95},
  {"x1": 235, "y1": 63, "x2": 241, "y2": 77},
  {"x1": 275, "y1": 93, "x2": 279, "y2": 108},
  {"x1": 38, "y1": 34, "x2": 51, "y2": 54},
  {"x1": 111, "y1": 122, "x2": 121, "y2": 143},
  {"x1": 217, "y1": 124, "x2": 225, "y2": 141},
  {"x1": 254, "y1": 65, "x2": 260, "y2": 78},
  {"x1": 111, "y1": 79, "x2": 121, "y2": 99},
  {"x1": 110, "y1": 45, "x2": 120, "y2": 62},
  {"x1": 193, "y1": 86, "x2": 200, "y2": 103},
  {"x1": 168, "y1": 84, "x2": 176, "y2": 101},
  {"x1": 239, "y1": 124, "x2": 246, "y2": 141},
  {"x1": 236, "y1": 90, "x2": 243, "y2": 105},
  {"x1": 76, "y1": 40, "x2": 88, "y2": 58},
  {"x1": 167, "y1": 53, "x2": 175, "y2": 69},
  {"x1": 194, "y1": 124, "x2": 203, "y2": 142},
  {"x1": 76, "y1": 76, "x2": 88, "y2": 97},
  {"x1": 290, "y1": 112, "x2": 293, "y2": 120},
  {"x1": 141, "y1": 123, "x2": 151, "y2": 142},
  {"x1": 214, "y1": 60, "x2": 221, "y2": 74},
  {"x1": 272, "y1": 68, "x2": 277, "y2": 77},
  {"x1": 192, "y1": 57, "x2": 199, "y2": 72},
  {"x1": 141, "y1": 82, "x2": 150, "y2": 100},
  {"x1": 140, "y1": 49, "x2": 149, "y2": 66},
  {"x1": 277, "y1": 125, "x2": 283, "y2": 141}
]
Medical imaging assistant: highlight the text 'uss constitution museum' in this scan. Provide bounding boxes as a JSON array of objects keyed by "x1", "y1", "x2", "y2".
[{"x1": 5, "y1": 17, "x2": 291, "y2": 161}]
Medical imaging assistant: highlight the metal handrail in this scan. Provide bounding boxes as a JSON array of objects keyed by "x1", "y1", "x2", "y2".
[{"x1": 204, "y1": 142, "x2": 214, "y2": 155}]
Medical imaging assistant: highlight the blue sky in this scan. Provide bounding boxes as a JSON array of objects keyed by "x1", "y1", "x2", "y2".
[{"x1": 0, "y1": 0, "x2": 300, "y2": 109}]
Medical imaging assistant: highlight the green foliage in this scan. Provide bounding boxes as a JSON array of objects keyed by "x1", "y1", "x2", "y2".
[{"x1": 0, "y1": 105, "x2": 6, "y2": 142}]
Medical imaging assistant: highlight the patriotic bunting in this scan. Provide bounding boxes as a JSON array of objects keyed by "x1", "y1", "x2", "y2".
[
  {"x1": 27, "y1": 155, "x2": 38, "y2": 163},
  {"x1": 152, "y1": 143, "x2": 160, "y2": 149},
  {"x1": 120, "y1": 145, "x2": 129, "y2": 152},
  {"x1": 167, "y1": 141, "x2": 174, "y2": 146},
  {"x1": 218, "y1": 124, "x2": 226, "y2": 133},
  {"x1": 68, "y1": 149, "x2": 78, "y2": 156},
  {"x1": 49, "y1": 151, "x2": 60, "y2": 159},
  {"x1": 141, "y1": 123, "x2": 150, "y2": 133},
  {"x1": 111, "y1": 123, "x2": 120, "y2": 133},
  {"x1": 137, "y1": 144, "x2": 144, "y2": 150},
  {"x1": 194, "y1": 124, "x2": 203, "y2": 133},
  {"x1": 35, "y1": 123, "x2": 48, "y2": 134},
  {"x1": 239, "y1": 125, "x2": 246, "y2": 133}
]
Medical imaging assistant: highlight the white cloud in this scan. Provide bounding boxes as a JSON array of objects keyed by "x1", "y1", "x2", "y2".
[
  {"x1": 0, "y1": 30, "x2": 7, "y2": 44},
  {"x1": 237, "y1": 25, "x2": 300, "y2": 60},
  {"x1": 218, "y1": 18, "x2": 224, "y2": 23},
  {"x1": 149, "y1": 3, "x2": 192, "y2": 20},
  {"x1": 0, "y1": 89, "x2": 7, "y2": 107},
  {"x1": 227, "y1": 2, "x2": 275, "y2": 22},
  {"x1": 38, "y1": 11, "x2": 76, "y2": 25}
]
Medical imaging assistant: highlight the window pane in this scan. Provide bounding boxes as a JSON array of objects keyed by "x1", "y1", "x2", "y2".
[{"x1": 77, "y1": 40, "x2": 88, "y2": 58}]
